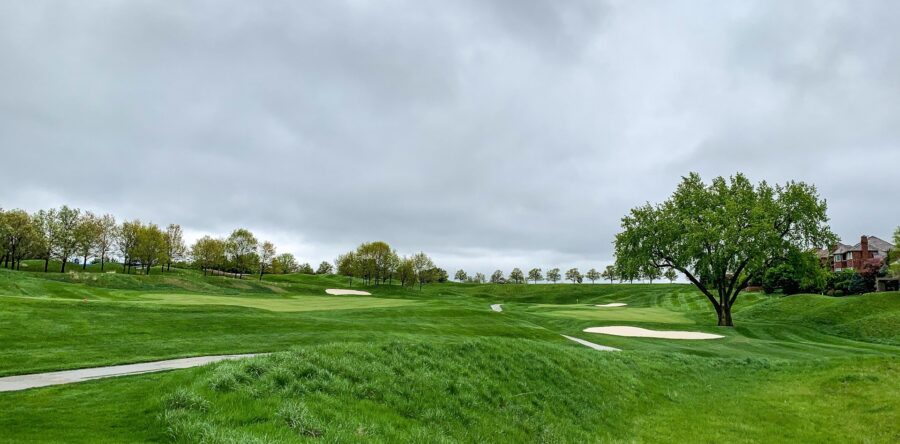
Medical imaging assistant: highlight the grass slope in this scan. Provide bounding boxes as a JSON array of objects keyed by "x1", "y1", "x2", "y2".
[{"x1": 0, "y1": 266, "x2": 897, "y2": 442}]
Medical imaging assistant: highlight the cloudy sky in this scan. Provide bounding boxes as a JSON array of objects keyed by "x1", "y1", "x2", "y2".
[{"x1": 1, "y1": 0, "x2": 898, "y2": 275}]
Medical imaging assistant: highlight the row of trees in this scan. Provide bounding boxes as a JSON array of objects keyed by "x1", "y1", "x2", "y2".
[
  {"x1": 334, "y1": 241, "x2": 442, "y2": 289},
  {"x1": 0, "y1": 206, "x2": 188, "y2": 274},
  {"x1": 0, "y1": 206, "x2": 332, "y2": 280},
  {"x1": 453, "y1": 266, "x2": 678, "y2": 284}
]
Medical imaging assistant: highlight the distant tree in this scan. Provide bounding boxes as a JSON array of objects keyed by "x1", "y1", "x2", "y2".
[
  {"x1": 335, "y1": 252, "x2": 357, "y2": 286},
  {"x1": 118, "y1": 220, "x2": 141, "y2": 274},
  {"x1": 546, "y1": 268, "x2": 561, "y2": 283},
  {"x1": 664, "y1": 268, "x2": 677, "y2": 283},
  {"x1": 95, "y1": 214, "x2": 117, "y2": 271},
  {"x1": 429, "y1": 267, "x2": 449, "y2": 283},
  {"x1": 396, "y1": 256, "x2": 416, "y2": 287},
  {"x1": 33, "y1": 209, "x2": 57, "y2": 272},
  {"x1": 272, "y1": 253, "x2": 299, "y2": 274},
  {"x1": 601, "y1": 265, "x2": 617, "y2": 284},
  {"x1": 316, "y1": 261, "x2": 334, "y2": 275},
  {"x1": 644, "y1": 266, "x2": 661, "y2": 284},
  {"x1": 614, "y1": 173, "x2": 835, "y2": 326},
  {"x1": 411, "y1": 252, "x2": 435, "y2": 290},
  {"x1": 53, "y1": 206, "x2": 81, "y2": 273},
  {"x1": 474, "y1": 272, "x2": 486, "y2": 284},
  {"x1": 73, "y1": 212, "x2": 100, "y2": 270},
  {"x1": 565, "y1": 268, "x2": 582, "y2": 284},
  {"x1": 134, "y1": 223, "x2": 166, "y2": 275},
  {"x1": 355, "y1": 241, "x2": 393, "y2": 285},
  {"x1": 297, "y1": 262, "x2": 314, "y2": 274},
  {"x1": 225, "y1": 228, "x2": 258, "y2": 279},
  {"x1": 164, "y1": 224, "x2": 187, "y2": 272},
  {"x1": 191, "y1": 235, "x2": 225, "y2": 275},
  {"x1": 257, "y1": 241, "x2": 276, "y2": 281},
  {"x1": 585, "y1": 268, "x2": 600, "y2": 284},
  {"x1": 454, "y1": 269, "x2": 467, "y2": 282},
  {"x1": 490, "y1": 270, "x2": 504, "y2": 284},
  {"x1": 508, "y1": 268, "x2": 524, "y2": 284},
  {"x1": 528, "y1": 268, "x2": 543, "y2": 284},
  {"x1": 890, "y1": 227, "x2": 900, "y2": 277},
  {"x1": 1, "y1": 209, "x2": 34, "y2": 270}
]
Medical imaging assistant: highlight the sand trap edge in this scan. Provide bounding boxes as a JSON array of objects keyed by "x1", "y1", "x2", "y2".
[
  {"x1": 595, "y1": 303, "x2": 627, "y2": 307},
  {"x1": 583, "y1": 326, "x2": 723, "y2": 340},
  {"x1": 325, "y1": 289, "x2": 372, "y2": 296}
]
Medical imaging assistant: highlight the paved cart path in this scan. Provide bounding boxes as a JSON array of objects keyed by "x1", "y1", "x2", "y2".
[{"x1": 0, "y1": 354, "x2": 261, "y2": 392}]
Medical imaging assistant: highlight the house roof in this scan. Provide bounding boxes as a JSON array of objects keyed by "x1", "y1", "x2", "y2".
[
  {"x1": 830, "y1": 236, "x2": 895, "y2": 255},
  {"x1": 863, "y1": 236, "x2": 895, "y2": 252}
]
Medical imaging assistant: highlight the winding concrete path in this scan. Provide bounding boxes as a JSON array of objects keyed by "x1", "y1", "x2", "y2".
[
  {"x1": 0, "y1": 354, "x2": 261, "y2": 392},
  {"x1": 490, "y1": 304, "x2": 503, "y2": 312},
  {"x1": 562, "y1": 335, "x2": 620, "y2": 351}
]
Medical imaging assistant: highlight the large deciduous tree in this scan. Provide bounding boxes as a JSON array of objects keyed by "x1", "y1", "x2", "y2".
[
  {"x1": 565, "y1": 268, "x2": 582, "y2": 284},
  {"x1": 316, "y1": 261, "x2": 334, "y2": 275},
  {"x1": 95, "y1": 214, "x2": 117, "y2": 271},
  {"x1": 74, "y1": 211, "x2": 100, "y2": 270},
  {"x1": 191, "y1": 236, "x2": 226, "y2": 275},
  {"x1": 585, "y1": 268, "x2": 600, "y2": 284},
  {"x1": 226, "y1": 228, "x2": 258, "y2": 279},
  {"x1": 411, "y1": 252, "x2": 435, "y2": 290},
  {"x1": 614, "y1": 173, "x2": 835, "y2": 326},
  {"x1": 508, "y1": 268, "x2": 524, "y2": 284},
  {"x1": 454, "y1": 269, "x2": 467, "y2": 282},
  {"x1": 164, "y1": 224, "x2": 187, "y2": 272},
  {"x1": 257, "y1": 241, "x2": 276, "y2": 281},
  {"x1": 528, "y1": 268, "x2": 543, "y2": 284},
  {"x1": 134, "y1": 223, "x2": 167, "y2": 275},
  {"x1": 53, "y1": 206, "x2": 81, "y2": 273},
  {"x1": 601, "y1": 265, "x2": 617, "y2": 283},
  {"x1": 546, "y1": 268, "x2": 561, "y2": 283}
]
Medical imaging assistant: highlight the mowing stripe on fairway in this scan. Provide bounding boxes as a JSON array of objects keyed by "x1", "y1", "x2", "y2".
[{"x1": 0, "y1": 354, "x2": 262, "y2": 392}]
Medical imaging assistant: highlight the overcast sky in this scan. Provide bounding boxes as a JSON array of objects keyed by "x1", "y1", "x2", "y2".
[{"x1": 1, "y1": 1, "x2": 898, "y2": 276}]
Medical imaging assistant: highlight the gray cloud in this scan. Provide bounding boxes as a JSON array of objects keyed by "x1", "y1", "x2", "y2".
[{"x1": 1, "y1": 0, "x2": 898, "y2": 275}]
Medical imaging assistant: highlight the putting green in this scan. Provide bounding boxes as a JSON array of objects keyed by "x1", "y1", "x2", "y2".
[{"x1": 136, "y1": 293, "x2": 417, "y2": 312}]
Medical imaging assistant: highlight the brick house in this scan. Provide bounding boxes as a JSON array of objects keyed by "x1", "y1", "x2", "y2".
[{"x1": 817, "y1": 235, "x2": 895, "y2": 272}]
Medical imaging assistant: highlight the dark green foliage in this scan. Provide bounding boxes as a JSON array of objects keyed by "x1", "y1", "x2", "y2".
[{"x1": 762, "y1": 251, "x2": 827, "y2": 295}]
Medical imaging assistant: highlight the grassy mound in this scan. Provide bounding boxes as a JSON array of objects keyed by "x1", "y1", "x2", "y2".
[
  {"x1": 159, "y1": 338, "x2": 899, "y2": 443},
  {"x1": 737, "y1": 292, "x2": 900, "y2": 345}
]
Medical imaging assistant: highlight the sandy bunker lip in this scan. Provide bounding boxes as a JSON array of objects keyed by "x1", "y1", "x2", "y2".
[
  {"x1": 595, "y1": 303, "x2": 627, "y2": 307},
  {"x1": 325, "y1": 289, "x2": 372, "y2": 296},
  {"x1": 583, "y1": 326, "x2": 723, "y2": 340}
]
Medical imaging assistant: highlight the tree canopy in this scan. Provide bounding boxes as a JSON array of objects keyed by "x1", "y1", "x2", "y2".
[{"x1": 614, "y1": 173, "x2": 835, "y2": 326}]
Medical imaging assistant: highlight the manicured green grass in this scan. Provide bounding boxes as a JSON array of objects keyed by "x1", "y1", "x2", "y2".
[{"x1": 0, "y1": 266, "x2": 897, "y2": 442}]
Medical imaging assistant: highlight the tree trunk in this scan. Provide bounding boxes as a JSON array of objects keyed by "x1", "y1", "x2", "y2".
[
  {"x1": 44, "y1": 257, "x2": 49, "y2": 272},
  {"x1": 83, "y1": 254, "x2": 88, "y2": 270},
  {"x1": 101, "y1": 254, "x2": 105, "y2": 271},
  {"x1": 716, "y1": 304, "x2": 734, "y2": 327},
  {"x1": 61, "y1": 258, "x2": 67, "y2": 273}
]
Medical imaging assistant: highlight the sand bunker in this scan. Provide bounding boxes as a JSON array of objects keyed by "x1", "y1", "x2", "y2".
[
  {"x1": 325, "y1": 289, "x2": 372, "y2": 296},
  {"x1": 583, "y1": 326, "x2": 723, "y2": 340},
  {"x1": 595, "y1": 303, "x2": 627, "y2": 307}
]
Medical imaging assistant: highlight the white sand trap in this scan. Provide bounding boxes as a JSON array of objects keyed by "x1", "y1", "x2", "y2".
[
  {"x1": 583, "y1": 326, "x2": 723, "y2": 340},
  {"x1": 325, "y1": 289, "x2": 372, "y2": 296},
  {"x1": 490, "y1": 304, "x2": 503, "y2": 312},
  {"x1": 595, "y1": 303, "x2": 627, "y2": 307}
]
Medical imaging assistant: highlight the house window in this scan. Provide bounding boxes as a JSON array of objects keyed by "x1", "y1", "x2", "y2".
[
  {"x1": 834, "y1": 254, "x2": 842, "y2": 262},
  {"x1": 835, "y1": 268, "x2": 842, "y2": 272},
  {"x1": 846, "y1": 252, "x2": 853, "y2": 260}
]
